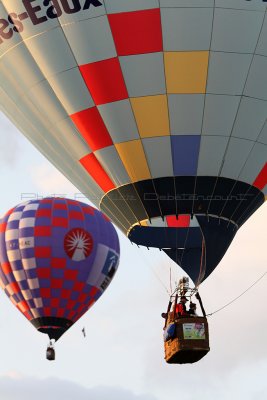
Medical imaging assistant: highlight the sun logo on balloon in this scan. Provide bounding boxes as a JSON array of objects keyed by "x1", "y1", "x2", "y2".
[{"x1": 64, "y1": 228, "x2": 93, "y2": 261}]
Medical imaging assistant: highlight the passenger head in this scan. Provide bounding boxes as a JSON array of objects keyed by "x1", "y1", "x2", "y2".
[{"x1": 180, "y1": 296, "x2": 188, "y2": 303}]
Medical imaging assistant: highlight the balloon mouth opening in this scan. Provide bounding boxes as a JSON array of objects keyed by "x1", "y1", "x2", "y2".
[{"x1": 31, "y1": 317, "x2": 73, "y2": 341}]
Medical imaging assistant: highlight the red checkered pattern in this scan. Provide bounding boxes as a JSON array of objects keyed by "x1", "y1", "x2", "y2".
[
  {"x1": 108, "y1": 9, "x2": 163, "y2": 56},
  {"x1": 80, "y1": 153, "x2": 116, "y2": 192},
  {"x1": 0, "y1": 199, "x2": 120, "y2": 333},
  {"x1": 167, "y1": 215, "x2": 191, "y2": 228},
  {"x1": 253, "y1": 163, "x2": 267, "y2": 191},
  {"x1": 71, "y1": 106, "x2": 113, "y2": 151},
  {"x1": 80, "y1": 58, "x2": 128, "y2": 105},
  {"x1": 69, "y1": 8, "x2": 164, "y2": 193}
]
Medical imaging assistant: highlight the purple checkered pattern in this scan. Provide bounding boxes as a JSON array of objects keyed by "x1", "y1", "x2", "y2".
[{"x1": 0, "y1": 198, "x2": 119, "y2": 324}]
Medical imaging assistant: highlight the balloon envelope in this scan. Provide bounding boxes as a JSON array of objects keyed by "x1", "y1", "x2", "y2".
[
  {"x1": 0, "y1": 198, "x2": 120, "y2": 340},
  {"x1": 0, "y1": 1, "x2": 266, "y2": 285}
]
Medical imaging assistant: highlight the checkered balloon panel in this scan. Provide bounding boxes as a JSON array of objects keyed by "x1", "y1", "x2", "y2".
[{"x1": 0, "y1": 198, "x2": 120, "y2": 324}]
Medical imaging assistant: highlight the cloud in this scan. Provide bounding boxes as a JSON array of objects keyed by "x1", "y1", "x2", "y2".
[
  {"x1": 0, "y1": 376, "x2": 158, "y2": 400},
  {"x1": 141, "y1": 344, "x2": 267, "y2": 400}
]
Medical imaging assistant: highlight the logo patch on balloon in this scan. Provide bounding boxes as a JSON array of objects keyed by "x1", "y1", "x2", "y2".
[
  {"x1": 0, "y1": 0, "x2": 104, "y2": 45},
  {"x1": 64, "y1": 228, "x2": 93, "y2": 261}
]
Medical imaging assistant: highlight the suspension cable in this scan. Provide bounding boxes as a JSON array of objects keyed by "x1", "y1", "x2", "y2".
[
  {"x1": 206, "y1": 271, "x2": 267, "y2": 317},
  {"x1": 137, "y1": 246, "x2": 171, "y2": 295},
  {"x1": 169, "y1": 267, "x2": 173, "y2": 294}
]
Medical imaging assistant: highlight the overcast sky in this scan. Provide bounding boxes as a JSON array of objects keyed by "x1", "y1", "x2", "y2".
[{"x1": 0, "y1": 113, "x2": 266, "y2": 400}]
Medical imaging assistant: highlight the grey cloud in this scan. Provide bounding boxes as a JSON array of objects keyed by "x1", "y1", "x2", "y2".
[{"x1": 0, "y1": 376, "x2": 158, "y2": 400}]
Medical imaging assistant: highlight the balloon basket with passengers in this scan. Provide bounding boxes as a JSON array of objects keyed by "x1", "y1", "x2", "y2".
[{"x1": 162, "y1": 277, "x2": 210, "y2": 364}]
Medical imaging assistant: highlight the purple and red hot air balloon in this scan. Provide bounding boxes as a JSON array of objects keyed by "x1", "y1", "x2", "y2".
[{"x1": 0, "y1": 198, "x2": 119, "y2": 359}]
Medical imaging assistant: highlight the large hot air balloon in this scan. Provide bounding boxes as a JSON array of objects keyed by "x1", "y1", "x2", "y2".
[
  {"x1": 0, "y1": 198, "x2": 119, "y2": 359},
  {"x1": 0, "y1": 0, "x2": 266, "y2": 287}
]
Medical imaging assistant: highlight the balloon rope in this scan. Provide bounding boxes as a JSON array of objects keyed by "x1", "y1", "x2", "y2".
[
  {"x1": 149, "y1": 265, "x2": 171, "y2": 296},
  {"x1": 138, "y1": 247, "x2": 171, "y2": 295},
  {"x1": 206, "y1": 271, "x2": 267, "y2": 317},
  {"x1": 170, "y1": 267, "x2": 173, "y2": 294}
]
